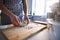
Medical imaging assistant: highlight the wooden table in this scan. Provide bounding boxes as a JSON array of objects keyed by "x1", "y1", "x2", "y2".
[{"x1": 1, "y1": 22, "x2": 47, "y2": 40}]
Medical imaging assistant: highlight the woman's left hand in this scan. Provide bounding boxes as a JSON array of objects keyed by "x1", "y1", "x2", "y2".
[{"x1": 24, "y1": 15, "x2": 29, "y2": 24}]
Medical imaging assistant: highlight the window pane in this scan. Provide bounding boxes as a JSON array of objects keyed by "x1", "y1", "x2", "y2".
[{"x1": 36, "y1": 0, "x2": 45, "y2": 16}]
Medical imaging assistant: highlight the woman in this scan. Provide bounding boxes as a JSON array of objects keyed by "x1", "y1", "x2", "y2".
[{"x1": 0, "y1": 0, "x2": 29, "y2": 26}]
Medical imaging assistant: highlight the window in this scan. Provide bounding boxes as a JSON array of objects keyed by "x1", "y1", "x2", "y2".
[{"x1": 32, "y1": 0, "x2": 59, "y2": 16}]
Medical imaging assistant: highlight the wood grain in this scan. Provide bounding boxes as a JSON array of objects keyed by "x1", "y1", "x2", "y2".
[{"x1": 2, "y1": 22, "x2": 47, "y2": 40}]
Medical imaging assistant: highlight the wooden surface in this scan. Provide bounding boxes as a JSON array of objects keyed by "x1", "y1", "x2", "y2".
[{"x1": 1, "y1": 22, "x2": 47, "y2": 40}]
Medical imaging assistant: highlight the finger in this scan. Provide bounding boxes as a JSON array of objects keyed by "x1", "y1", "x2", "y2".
[
  {"x1": 24, "y1": 16, "x2": 27, "y2": 20},
  {"x1": 18, "y1": 18, "x2": 23, "y2": 26},
  {"x1": 12, "y1": 21, "x2": 19, "y2": 26},
  {"x1": 27, "y1": 20, "x2": 29, "y2": 24},
  {"x1": 11, "y1": 19, "x2": 18, "y2": 26},
  {"x1": 24, "y1": 16, "x2": 29, "y2": 24},
  {"x1": 18, "y1": 17, "x2": 20, "y2": 22},
  {"x1": 11, "y1": 17, "x2": 20, "y2": 26},
  {"x1": 26, "y1": 17, "x2": 29, "y2": 24},
  {"x1": 16, "y1": 18, "x2": 21, "y2": 26}
]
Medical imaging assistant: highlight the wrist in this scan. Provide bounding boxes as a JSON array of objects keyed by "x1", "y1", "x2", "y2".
[{"x1": 24, "y1": 14, "x2": 28, "y2": 16}]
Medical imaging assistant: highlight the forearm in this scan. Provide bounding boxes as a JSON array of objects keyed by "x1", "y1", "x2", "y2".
[
  {"x1": 0, "y1": 4, "x2": 15, "y2": 17},
  {"x1": 23, "y1": 0, "x2": 27, "y2": 15}
]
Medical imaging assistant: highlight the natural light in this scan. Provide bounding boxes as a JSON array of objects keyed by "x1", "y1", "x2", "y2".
[
  {"x1": 36, "y1": 0, "x2": 45, "y2": 16},
  {"x1": 32, "y1": 0, "x2": 59, "y2": 16}
]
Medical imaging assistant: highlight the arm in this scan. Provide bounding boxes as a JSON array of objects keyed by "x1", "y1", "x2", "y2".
[
  {"x1": 0, "y1": 4, "x2": 15, "y2": 17},
  {"x1": 22, "y1": 0, "x2": 27, "y2": 15},
  {"x1": 0, "y1": 1, "x2": 21, "y2": 26},
  {"x1": 22, "y1": 0, "x2": 29, "y2": 24}
]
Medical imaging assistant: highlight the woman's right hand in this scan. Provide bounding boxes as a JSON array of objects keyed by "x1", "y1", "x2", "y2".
[{"x1": 10, "y1": 15, "x2": 21, "y2": 26}]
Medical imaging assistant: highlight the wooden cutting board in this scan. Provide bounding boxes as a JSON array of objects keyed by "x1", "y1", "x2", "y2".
[{"x1": 1, "y1": 22, "x2": 47, "y2": 40}]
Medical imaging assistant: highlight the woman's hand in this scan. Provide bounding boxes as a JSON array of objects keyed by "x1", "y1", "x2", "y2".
[
  {"x1": 10, "y1": 15, "x2": 22, "y2": 26},
  {"x1": 24, "y1": 15, "x2": 29, "y2": 24}
]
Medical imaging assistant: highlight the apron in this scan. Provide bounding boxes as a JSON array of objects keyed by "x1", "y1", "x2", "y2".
[{"x1": 1, "y1": 0, "x2": 23, "y2": 25}]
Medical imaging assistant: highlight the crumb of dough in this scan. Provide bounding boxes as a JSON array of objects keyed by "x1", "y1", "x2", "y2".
[{"x1": 19, "y1": 22, "x2": 26, "y2": 27}]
